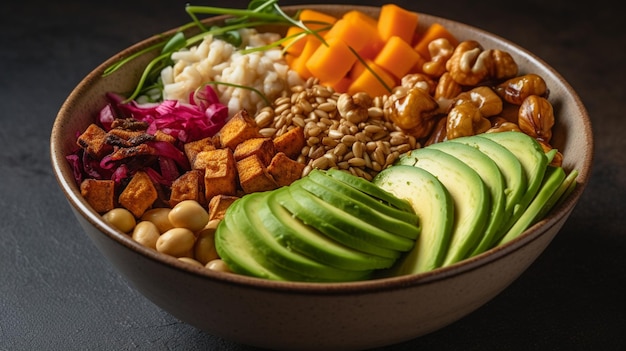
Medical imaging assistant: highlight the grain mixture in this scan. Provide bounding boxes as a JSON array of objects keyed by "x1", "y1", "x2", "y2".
[{"x1": 255, "y1": 78, "x2": 418, "y2": 181}]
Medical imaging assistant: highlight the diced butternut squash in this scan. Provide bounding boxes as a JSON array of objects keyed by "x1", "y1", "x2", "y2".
[
  {"x1": 290, "y1": 35, "x2": 323, "y2": 80},
  {"x1": 341, "y1": 10, "x2": 384, "y2": 60},
  {"x1": 413, "y1": 22, "x2": 459, "y2": 59},
  {"x1": 281, "y1": 10, "x2": 337, "y2": 56},
  {"x1": 377, "y1": 4, "x2": 419, "y2": 43},
  {"x1": 374, "y1": 35, "x2": 421, "y2": 80},
  {"x1": 348, "y1": 60, "x2": 395, "y2": 97},
  {"x1": 306, "y1": 36, "x2": 357, "y2": 85},
  {"x1": 324, "y1": 18, "x2": 368, "y2": 53}
]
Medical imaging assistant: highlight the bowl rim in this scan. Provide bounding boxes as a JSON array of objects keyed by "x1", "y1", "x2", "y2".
[{"x1": 50, "y1": 4, "x2": 593, "y2": 294}]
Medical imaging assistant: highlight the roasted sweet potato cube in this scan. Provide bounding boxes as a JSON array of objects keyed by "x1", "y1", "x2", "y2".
[
  {"x1": 118, "y1": 171, "x2": 158, "y2": 218},
  {"x1": 208, "y1": 194, "x2": 239, "y2": 221},
  {"x1": 273, "y1": 126, "x2": 305, "y2": 159},
  {"x1": 184, "y1": 136, "x2": 216, "y2": 166},
  {"x1": 236, "y1": 155, "x2": 279, "y2": 193},
  {"x1": 203, "y1": 148, "x2": 238, "y2": 200},
  {"x1": 169, "y1": 169, "x2": 206, "y2": 207},
  {"x1": 76, "y1": 123, "x2": 113, "y2": 159},
  {"x1": 267, "y1": 152, "x2": 306, "y2": 187},
  {"x1": 80, "y1": 179, "x2": 115, "y2": 213},
  {"x1": 219, "y1": 109, "x2": 261, "y2": 150},
  {"x1": 233, "y1": 137, "x2": 275, "y2": 165}
]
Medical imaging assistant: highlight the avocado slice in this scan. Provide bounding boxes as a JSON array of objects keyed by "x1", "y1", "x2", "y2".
[
  {"x1": 325, "y1": 168, "x2": 415, "y2": 213},
  {"x1": 479, "y1": 132, "x2": 548, "y2": 233},
  {"x1": 265, "y1": 189, "x2": 397, "y2": 271},
  {"x1": 426, "y1": 141, "x2": 507, "y2": 255},
  {"x1": 214, "y1": 205, "x2": 293, "y2": 281},
  {"x1": 295, "y1": 174, "x2": 421, "y2": 239},
  {"x1": 449, "y1": 134, "x2": 527, "y2": 237},
  {"x1": 306, "y1": 169, "x2": 419, "y2": 224},
  {"x1": 288, "y1": 181, "x2": 416, "y2": 252},
  {"x1": 373, "y1": 165, "x2": 454, "y2": 275},
  {"x1": 238, "y1": 192, "x2": 371, "y2": 282},
  {"x1": 398, "y1": 148, "x2": 490, "y2": 266},
  {"x1": 276, "y1": 186, "x2": 403, "y2": 259},
  {"x1": 498, "y1": 165, "x2": 567, "y2": 244}
]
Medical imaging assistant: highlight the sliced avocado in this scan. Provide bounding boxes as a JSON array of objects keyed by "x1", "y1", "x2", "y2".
[
  {"x1": 479, "y1": 132, "x2": 548, "y2": 232},
  {"x1": 325, "y1": 168, "x2": 415, "y2": 213},
  {"x1": 265, "y1": 189, "x2": 397, "y2": 271},
  {"x1": 397, "y1": 148, "x2": 490, "y2": 266},
  {"x1": 295, "y1": 174, "x2": 420, "y2": 239},
  {"x1": 373, "y1": 165, "x2": 454, "y2": 275},
  {"x1": 498, "y1": 165, "x2": 567, "y2": 244},
  {"x1": 214, "y1": 204, "x2": 292, "y2": 281},
  {"x1": 306, "y1": 169, "x2": 419, "y2": 223},
  {"x1": 288, "y1": 181, "x2": 416, "y2": 252},
  {"x1": 426, "y1": 141, "x2": 507, "y2": 255},
  {"x1": 449, "y1": 134, "x2": 527, "y2": 234},
  {"x1": 238, "y1": 192, "x2": 371, "y2": 282},
  {"x1": 275, "y1": 186, "x2": 402, "y2": 259}
]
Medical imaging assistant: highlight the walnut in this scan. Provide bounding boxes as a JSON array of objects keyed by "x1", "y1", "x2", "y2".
[
  {"x1": 487, "y1": 49, "x2": 518, "y2": 81},
  {"x1": 452, "y1": 86, "x2": 503, "y2": 117},
  {"x1": 424, "y1": 116, "x2": 448, "y2": 146},
  {"x1": 337, "y1": 92, "x2": 370, "y2": 124},
  {"x1": 384, "y1": 87, "x2": 440, "y2": 139},
  {"x1": 434, "y1": 72, "x2": 462, "y2": 113},
  {"x1": 399, "y1": 73, "x2": 436, "y2": 95},
  {"x1": 486, "y1": 116, "x2": 522, "y2": 133},
  {"x1": 446, "y1": 40, "x2": 519, "y2": 86},
  {"x1": 445, "y1": 40, "x2": 491, "y2": 86},
  {"x1": 446, "y1": 100, "x2": 491, "y2": 140},
  {"x1": 422, "y1": 38, "x2": 455, "y2": 78},
  {"x1": 517, "y1": 95, "x2": 555, "y2": 143},
  {"x1": 495, "y1": 73, "x2": 548, "y2": 105}
]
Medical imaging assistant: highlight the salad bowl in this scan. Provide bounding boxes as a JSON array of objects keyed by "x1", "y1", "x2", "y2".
[{"x1": 50, "y1": 4, "x2": 592, "y2": 350}]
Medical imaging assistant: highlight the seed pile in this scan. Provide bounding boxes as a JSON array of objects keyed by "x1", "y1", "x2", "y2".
[{"x1": 255, "y1": 78, "x2": 418, "y2": 181}]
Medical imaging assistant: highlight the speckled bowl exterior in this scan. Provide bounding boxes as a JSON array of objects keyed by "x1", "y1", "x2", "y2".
[{"x1": 50, "y1": 5, "x2": 593, "y2": 350}]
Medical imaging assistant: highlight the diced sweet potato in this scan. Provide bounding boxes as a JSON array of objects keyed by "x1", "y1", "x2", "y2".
[
  {"x1": 236, "y1": 155, "x2": 279, "y2": 193},
  {"x1": 203, "y1": 148, "x2": 238, "y2": 200},
  {"x1": 234, "y1": 137, "x2": 275, "y2": 166},
  {"x1": 80, "y1": 179, "x2": 115, "y2": 213},
  {"x1": 272, "y1": 126, "x2": 306, "y2": 159},
  {"x1": 219, "y1": 109, "x2": 261, "y2": 150},
  {"x1": 76, "y1": 123, "x2": 112, "y2": 159},
  {"x1": 267, "y1": 152, "x2": 305, "y2": 187},
  {"x1": 118, "y1": 171, "x2": 158, "y2": 218},
  {"x1": 208, "y1": 194, "x2": 239, "y2": 221},
  {"x1": 184, "y1": 136, "x2": 217, "y2": 166},
  {"x1": 169, "y1": 169, "x2": 206, "y2": 207}
]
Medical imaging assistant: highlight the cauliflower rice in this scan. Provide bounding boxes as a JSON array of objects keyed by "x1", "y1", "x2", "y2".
[{"x1": 160, "y1": 28, "x2": 304, "y2": 117}]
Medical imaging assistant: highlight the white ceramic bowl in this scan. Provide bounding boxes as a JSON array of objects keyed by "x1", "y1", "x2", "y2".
[{"x1": 50, "y1": 5, "x2": 593, "y2": 350}]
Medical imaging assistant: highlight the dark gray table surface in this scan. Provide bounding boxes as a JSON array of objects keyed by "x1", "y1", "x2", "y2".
[{"x1": 2, "y1": 0, "x2": 624, "y2": 350}]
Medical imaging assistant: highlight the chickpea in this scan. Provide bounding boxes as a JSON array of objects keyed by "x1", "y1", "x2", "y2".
[
  {"x1": 178, "y1": 257, "x2": 204, "y2": 267},
  {"x1": 102, "y1": 208, "x2": 136, "y2": 233},
  {"x1": 194, "y1": 220, "x2": 221, "y2": 265},
  {"x1": 156, "y1": 227, "x2": 196, "y2": 257},
  {"x1": 131, "y1": 221, "x2": 160, "y2": 249},
  {"x1": 140, "y1": 208, "x2": 174, "y2": 233},
  {"x1": 206, "y1": 259, "x2": 232, "y2": 273},
  {"x1": 168, "y1": 200, "x2": 209, "y2": 232}
]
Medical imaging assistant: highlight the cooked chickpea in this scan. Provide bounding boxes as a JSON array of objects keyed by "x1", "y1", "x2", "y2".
[
  {"x1": 156, "y1": 227, "x2": 196, "y2": 257},
  {"x1": 194, "y1": 220, "x2": 220, "y2": 265},
  {"x1": 168, "y1": 200, "x2": 209, "y2": 232},
  {"x1": 131, "y1": 221, "x2": 160, "y2": 249},
  {"x1": 102, "y1": 208, "x2": 136, "y2": 233},
  {"x1": 140, "y1": 208, "x2": 174, "y2": 233},
  {"x1": 206, "y1": 259, "x2": 232, "y2": 273},
  {"x1": 177, "y1": 257, "x2": 204, "y2": 267}
]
